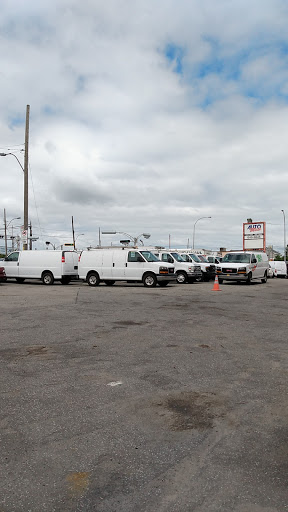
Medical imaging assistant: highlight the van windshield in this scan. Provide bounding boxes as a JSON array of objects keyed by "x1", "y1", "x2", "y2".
[
  {"x1": 170, "y1": 252, "x2": 185, "y2": 262},
  {"x1": 197, "y1": 255, "x2": 209, "y2": 263},
  {"x1": 222, "y1": 253, "x2": 251, "y2": 263},
  {"x1": 189, "y1": 254, "x2": 201, "y2": 262},
  {"x1": 140, "y1": 251, "x2": 160, "y2": 262}
]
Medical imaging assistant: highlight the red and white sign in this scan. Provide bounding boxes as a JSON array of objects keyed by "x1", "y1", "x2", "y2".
[
  {"x1": 243, "y1": 222, "x2": 266, "y2": 251},
  {"x1": 21, "y1": 230, "x2": 28, "y2": 243}
]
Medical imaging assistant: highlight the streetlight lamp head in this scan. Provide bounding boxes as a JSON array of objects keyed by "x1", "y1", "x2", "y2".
[
  {"x1": 142, "y1": 233, "x2": 151, "y2": 239},
  {"x1": 102, "y1": 231, "x2": 117, "y2": 235}
]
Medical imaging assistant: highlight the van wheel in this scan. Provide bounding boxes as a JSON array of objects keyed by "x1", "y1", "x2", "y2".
[
  {"x1": 42, "y1": 271, "x2": 54, "y2": 285},
  {"x1": 16, "y1": 278, "x2": 25, "y2": 283},
  {"x1": 104, "y1": 280, "x2": 115, "y2": 286},
  {"x1": 261, "y1": 272, "x2": 267, "y2": 284},
  {"x1": 176, "y1": 271, "x2": 187, "y2": 284},
  {"x1": 143, "y1": 273, "x2": 157, "y2": 287},
  {"x1": 87, "y1": 272, "x2": 100, "y2": 286},
  {"x1": 246, "y1": 272, "x2": 252, "y2": 285},
  {"x1": 218, "y1": 278, "x2": 223, "y2": 284},
  {"x1": 158, "y1": 281, "x2": 169, "y2": 287}
]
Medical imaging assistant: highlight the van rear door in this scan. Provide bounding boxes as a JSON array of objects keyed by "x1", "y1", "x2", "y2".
[{"x1": 62, "y1": 251, "x2": 78, "y2": 276}]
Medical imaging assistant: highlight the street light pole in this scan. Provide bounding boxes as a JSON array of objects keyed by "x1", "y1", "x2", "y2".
[
  {"x1": 192, "y1": 216, "x2": 211, "y2": 250},
  {"x1": 3, "y1": 210, "x2": 21, "y2": 256},
  {"x1": 0, "y1": 105, "x2": 30, "y2": 250},
  {"x1": 281, "y1": 209, "x2": 287, "y2": 277},
  {"x1": 4, "y1": 209, "x2": 7, "y2": 257},
  {"x1": 75, "y1": 233, "x2": 84, "y2": 249}
]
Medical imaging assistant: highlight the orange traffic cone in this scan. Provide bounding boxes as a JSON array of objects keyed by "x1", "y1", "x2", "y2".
[{"x1": 212, "y1": 274, "x2": 221, "y2": 291}]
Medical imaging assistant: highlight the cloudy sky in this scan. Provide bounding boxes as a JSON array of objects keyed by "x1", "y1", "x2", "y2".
[{"x1": 1, "y1": 0, "x2": 288, "y2": 252}]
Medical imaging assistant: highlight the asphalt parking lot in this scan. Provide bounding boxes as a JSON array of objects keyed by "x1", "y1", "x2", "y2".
[{"x1": 1, "y1": 278, "x2": 288, "y2": 512}]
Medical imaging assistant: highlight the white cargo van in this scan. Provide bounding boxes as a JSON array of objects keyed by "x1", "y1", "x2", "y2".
[
  {"x1": 177, "y1": 251, "x2": 215, "y2": 281},
  {"x1": 216, "y1": 251, "x2": 269, "y2": 284},
  {"x1": 150, "y1": 249, "x2": 201, "y2": 284},
  {"x1": 78, "y1": 248, "x2": 176, "y2": 287},
  {"x1": 2, "y1": 250, "x2": 78, "y2": 285},
  {"x1": 268, "y1": 260, "x2": 287, "y2": 278}
]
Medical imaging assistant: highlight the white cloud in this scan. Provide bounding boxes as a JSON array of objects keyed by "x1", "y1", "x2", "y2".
[{"x1": 1, "y1": 0, "x2": 288, "y2": 253}]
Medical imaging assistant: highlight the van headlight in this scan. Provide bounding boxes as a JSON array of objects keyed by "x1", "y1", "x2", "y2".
[
  {"x1": 159, "y1": 266, "x2": 168, "y2": 274},
  {"x1": 238, "y1": 267, "x2": 247, "y2": 272},
  {"x1": 216, "y1": 266, "x2": 221, "y2": 271}
]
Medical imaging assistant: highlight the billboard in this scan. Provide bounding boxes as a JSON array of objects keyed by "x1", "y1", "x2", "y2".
[{"x1": 243, "y1": 222, "x2": 266, "y2": 251}]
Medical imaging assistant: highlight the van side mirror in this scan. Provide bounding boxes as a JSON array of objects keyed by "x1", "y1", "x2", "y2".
[
  {"x1": 137, "y1": 256, "x2": 145, "y2": 262},
  {"x1": 252, "y1": 258, "x2": 257, "y2": 263}
]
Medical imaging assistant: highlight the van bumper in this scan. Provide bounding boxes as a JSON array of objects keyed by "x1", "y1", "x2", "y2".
[
  {"x1": 217, "y1": 273, "x2": 248, "y2": 281},
  {"x1": 157, "y1": 274, "x2": 177, "y2": 282},
  {"x1": 188, "y1": 271, "x2": 202, "y2": 279}
]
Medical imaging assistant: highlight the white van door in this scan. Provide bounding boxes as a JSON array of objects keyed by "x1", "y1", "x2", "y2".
[
  {"x1": 124, "y1": 250, "x2": 146, "y2": 279},
  {"x1": 62, "y1": 251, "x2": 78, "y2": 276},
  {"x1": 3, "y1": 251, "x2": 20, "y2": 277},
  {"x1": 110, "y1": 251, "x2": 126, "y2": 279}
]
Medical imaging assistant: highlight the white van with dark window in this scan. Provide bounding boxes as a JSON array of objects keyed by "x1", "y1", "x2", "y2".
[
  {"x1": 2, "y1": 250, "x2": 78, "y2": 285},
  {"x1": 177, "y1": 251, "x2": 215, "y2": 281},
  {"x1": 216, "y1": 251, "x2": 269, "y2": 284},
  {"x1": 150, "y1": 250, "x2": 201, "y2": 284},
  {"x1": 78, "y1": 248, "x2": 176, "y2": 287}
]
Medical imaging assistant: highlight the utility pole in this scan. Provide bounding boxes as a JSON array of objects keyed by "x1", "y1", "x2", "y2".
[
  {"x1": 23, "y1": 104, "x2": 30, "y2": 250},
  {"x1": 281, "y1": 210, "x2": 287, "y2": 277},
  {"x1": 72, "y1": 216, "x2": 75, "y2": 249},
  {"x1": 4, "y1": 208, "x2": 7, "y2": 256}
]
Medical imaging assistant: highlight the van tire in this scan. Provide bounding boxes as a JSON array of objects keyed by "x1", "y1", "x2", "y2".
[
  {"x1": 143, "y1": 273, "x2": 157, "y2": 287},
  {"x1": 158, "y1": 281, "x2": 169, "y2": 287},
  {"x1": 218, "y1": 278, "x2": 223, "y2": 284},
  {"x1": 87, "y1": 272, "x2": 100, "y2": 286},
  {"x1": 246, "y1": 272, "x2": 252, "y2": 285},
  {"x1": 104, "y1": 280, "x2": 115, "y2": 286},
  {"x1": 42, "y1": 271, "x2": 54, "y2": 285},
  {"x1": 261, "y1": 272, "x2": 267, "y2": 284},
  {"x1": 176, "y1": 271, "x2": 187, "y2": 284},
  {"x1": 16, "y1": 278, "x2": 25, "y2": 283}
]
